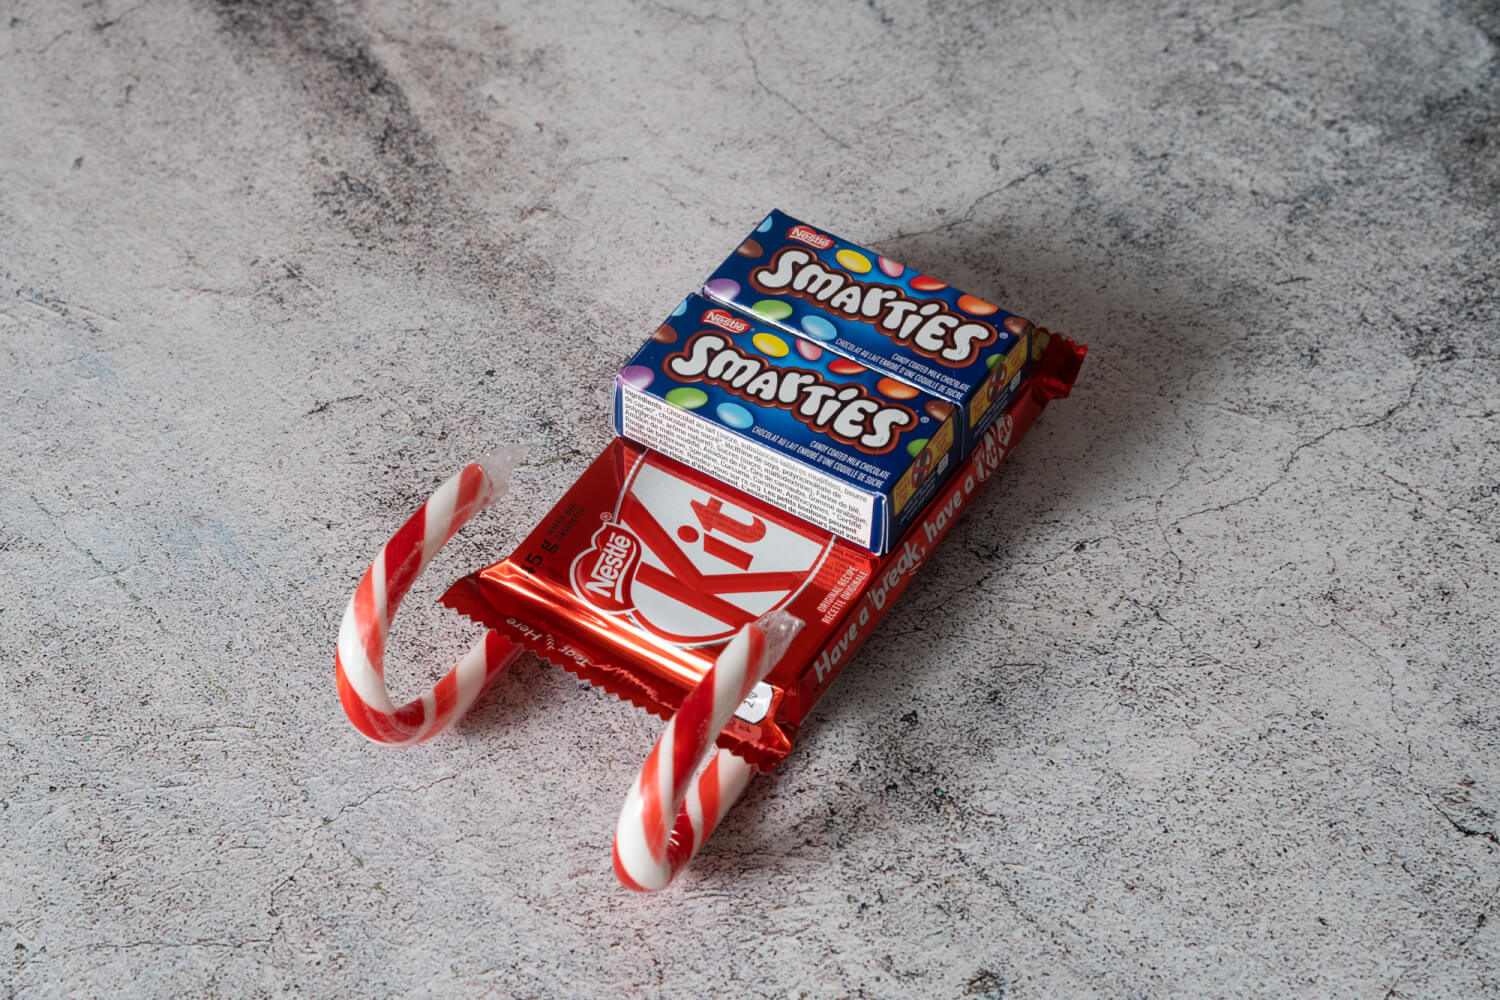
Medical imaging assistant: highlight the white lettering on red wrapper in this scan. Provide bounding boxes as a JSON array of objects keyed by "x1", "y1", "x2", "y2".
[
  {"x1": 808, "y1": 410, "x2": 1022, "y2": 682},
  {"x1": 612, "y1": 456, "x2": 833, "y2": 647},
  {"x1": 570, "y1": 523, "x2": 643, "y2": 613}
]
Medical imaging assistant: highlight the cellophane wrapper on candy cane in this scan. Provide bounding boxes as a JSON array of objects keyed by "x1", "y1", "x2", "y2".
[{"x1": 441, "y1": 333, "x2": 1085, "y2": 770}]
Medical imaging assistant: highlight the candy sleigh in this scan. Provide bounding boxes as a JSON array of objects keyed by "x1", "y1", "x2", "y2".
[
  {"x1": 335, "y1": 330, "x2": 1083, "y2": 890},
  {"x1": 334, "y1": 211, "x2": 1084, "y2": 890}
]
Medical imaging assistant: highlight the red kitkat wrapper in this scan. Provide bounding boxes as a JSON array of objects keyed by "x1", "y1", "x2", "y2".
[{"x1": 442, "y1": 332, "x2": 1085, "y2": 770}]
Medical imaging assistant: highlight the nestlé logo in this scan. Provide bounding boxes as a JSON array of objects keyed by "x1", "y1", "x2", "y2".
[
  {"x1": 702, "y1": 309, "x2": 750, "y2": 334},
  {"x1": 570, "y1": 522, "x2": 643, "y2": 614},
  {"x1": 786, "y1": 225, "x2": 834, "y2": 250}
]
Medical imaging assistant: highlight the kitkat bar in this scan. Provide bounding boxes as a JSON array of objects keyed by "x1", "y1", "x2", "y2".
[{"x1": 442, "y1": 333, "x2": 1085, "y2": 770}]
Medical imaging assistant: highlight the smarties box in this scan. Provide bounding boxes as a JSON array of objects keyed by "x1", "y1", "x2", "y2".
[
  {"x1": 614, "y1": 294, "x2": 959, "y2": 554},
  {"x1": 702, "y1": 209, "x2": 1035, "y2": 463}
]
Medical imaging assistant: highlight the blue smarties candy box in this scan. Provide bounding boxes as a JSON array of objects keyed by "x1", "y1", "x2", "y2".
[
  {"x1": 702, "y1": 209, "x2": 1034, "y2": 463},
  {"x1": 614, "y1": 294, "x2": 958, "y2": 554}
]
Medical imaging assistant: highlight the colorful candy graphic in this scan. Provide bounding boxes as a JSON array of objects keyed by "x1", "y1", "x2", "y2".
[
  {"x1": 665, "y1": 387, "x2": 708, "y2": 409},
  {"x1": 795, "y1": 339, "x2": 823, "y2": 362},
  {"x1": 905, "y1": 437, "x2": 930, "y2": 457},
  {"x1": 737, "y1": 238, "x2": 763, "y2": 258},
  {"x1": 752, "y1": 333, "x2": 789, "y2": 358},
  {"x1": 877, "y1": 256, "x2": 904, "y2": 278},
  {"x1": 671, "y1": 298, "x2": 688, "y2": 317},
  {"x1": 716, "y1": 402, "x2": 755, "y2": 430},
  {"x1": 925, "y1": 399, "x2": 954, "y2": 422},
  {"x1": 751, "y1": 299, "x2": 794, "y2": 322},
  {"x1": 800, "y1": 314, "x2": 837, "y2": 342},
  {"x1": 652, "y1": 324, "x2": 676, "y2": 344},
  {"x1": 835, "y1": 249, "x2": 872, "y2": 274},
  {"x1": 876, "y1": 376, "x2": 919, "y2": 400},
  {"x1": 757, "y1": 215, "x2": 774, "y2": 233},
  {"x1": 705, "y1": 278, "x2": 741, "y2": 300},
  {"x1": 909, "y1": 275, "x2": 946, "y2": 292},
  {"x1": 620, "y1": 365, "x2": 655, "y2": 390},
  {"x1": 956, "y1": 294, "x2": 999, "y2": 316},
  {"x1": 828, "y1": 358, "x2": 866, "y2": 375}
]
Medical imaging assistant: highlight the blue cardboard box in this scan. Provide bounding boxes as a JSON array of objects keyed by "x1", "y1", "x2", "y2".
[
  {"x1": 614, "y1": 295, "x2": 958, "y2": 554},
  {"x1": 702, "y1": 209, "x2": 1034, "y2": 462}
]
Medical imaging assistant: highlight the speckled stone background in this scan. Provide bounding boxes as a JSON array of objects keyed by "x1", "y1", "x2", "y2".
[{"x1": 3, "y1": 1, "x2": 1497, "y2": 997}]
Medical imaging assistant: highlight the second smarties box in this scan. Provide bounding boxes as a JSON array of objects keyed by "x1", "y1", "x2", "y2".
[
  {"x1": 614, "y1": 294, "x2": 958, "y2": 554},
  {"x1": 702, "y1": 209, "x2": 1036, "y2": 463}
]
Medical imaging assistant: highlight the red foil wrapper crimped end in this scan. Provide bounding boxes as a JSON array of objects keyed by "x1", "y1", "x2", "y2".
[{"x1": 441, "y1": 333, "x2": 1085, "y2": 770}]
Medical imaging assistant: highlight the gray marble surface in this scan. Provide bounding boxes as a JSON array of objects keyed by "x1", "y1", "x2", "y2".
[{"x1": 3, "y1": 1, "x2": 1497, "y2": 997}]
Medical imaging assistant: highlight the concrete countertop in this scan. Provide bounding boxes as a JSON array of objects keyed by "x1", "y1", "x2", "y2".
[{"x1": 2, "y1": 1, "x2": 1497, "y2": 996}]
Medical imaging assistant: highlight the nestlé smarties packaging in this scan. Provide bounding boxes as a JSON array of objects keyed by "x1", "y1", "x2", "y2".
[
  {"x1": 702, "y1": 210, "x2": 1035, "y2": 464},
  {"x1": 614, "y1": 294, "x2": 958, "y2": 554}
]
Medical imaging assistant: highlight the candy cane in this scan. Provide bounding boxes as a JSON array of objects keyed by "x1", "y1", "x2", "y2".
[
  {"x1": 335, "y1": 448, "x2": 526, "y2": 745},
  {"x1": 613, "y1": 610, "x2": 802, "y2": 892}
]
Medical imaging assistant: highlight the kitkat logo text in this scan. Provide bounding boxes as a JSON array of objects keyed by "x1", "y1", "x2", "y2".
[
  {"x1": 570, "y1": 523, "x2": 643, "y2": 614},
  {"x1": 605, "y1": 457, "x2": 833, "y2": 646},
  {"x1": 974, "y1": 415, "x2": 1014, "y2": 483}
]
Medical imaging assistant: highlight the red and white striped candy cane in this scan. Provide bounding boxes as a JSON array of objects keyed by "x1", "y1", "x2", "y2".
[
  {"x1": 336, "y1": 448, "x2": 526, "y2": 745},
  {"x1": 613, "y1": 610, "x2": 802, "y2": 892}
]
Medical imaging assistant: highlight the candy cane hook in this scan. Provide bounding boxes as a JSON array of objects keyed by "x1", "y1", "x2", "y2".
[
  {"x1": 613, "y1": 610, "x2": 803, "y2": 891},
  {"x1": 335, "y1": 448, "x2": 526, "y2": 745}
]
